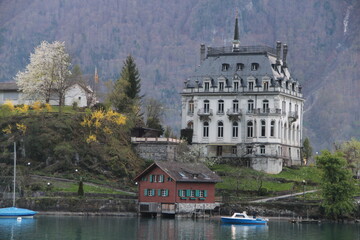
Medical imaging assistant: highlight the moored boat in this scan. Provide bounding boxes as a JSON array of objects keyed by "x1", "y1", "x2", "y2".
[
  {"x1": 221, "y1": 211, "x2": 268, "y2": 225},
  {"x1": 0, "y1": 143, "x2": 38, "y2": 219},
  {"x1": 0, "y1": 207, "x2": 37, "y2": 218}
]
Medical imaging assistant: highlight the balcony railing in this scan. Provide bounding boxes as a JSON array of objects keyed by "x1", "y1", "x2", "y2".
[
  {"x1": 197, "y1": 108, "x2": 213, "y2": 116},
  {"x1": 226, "y1": 109, "x2": 242, "y2": 116},
  {"x1": 288, "y1": 111, "x2": 299, "y2": 122},
  {"x1": 246, "y1": 108, "x2": 282, "y2": 115}
]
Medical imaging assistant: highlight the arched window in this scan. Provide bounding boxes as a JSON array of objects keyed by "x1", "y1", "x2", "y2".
[
  {"x1": 247, "y1": 121, "x2": 253, "y2": 138},
  {"x1": 232, "y1": 122, "x2": 238, "y2": 138},
  {"x1": 261, "y1": 120, "x2": 266, "y2": 137},
  {"x1": 218, "y1": 121, "x2": 224, "y2": 138},
  {"x1": 284, "y1": 123, "x2": 287, "y2": 140},
  {"x1": 187, "y1": 121, "x2": 193, "y2": 129},
  {"x1": 203, "y1": 122, "x2": 209, "y2": 137},
  {"x1": 270, "y1": 120, "x2": 275, "y2": 137},
  {"x1": 218, "y1": 100, "x2": 224, "y2": 114},
  {"x1": 263, "y1": 81, "x2": 269, "y2": 91},
  {"x1": 204, "y1": 100, "x2": 209, "y2": 113}
]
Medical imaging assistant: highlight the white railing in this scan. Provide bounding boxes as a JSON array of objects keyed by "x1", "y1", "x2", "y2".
[{"x1": 131, "y1": 137, "x2": 184, "y2": 143}]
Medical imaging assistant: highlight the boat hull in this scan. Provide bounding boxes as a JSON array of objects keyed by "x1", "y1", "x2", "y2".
[
  {"x1": 221, "y1": 217, "x2": 267, "y2": 225},
  {"x1": 0, "y1": 207, "x2": 37, "y2": 218}
]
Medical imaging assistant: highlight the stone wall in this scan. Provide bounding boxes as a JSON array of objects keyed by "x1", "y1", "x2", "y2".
[
  {"x1": 133, "y1": 142, "x2": 179, "y2": 161},
  {"x1": 0, "y1": 198, "x2": 137, "y2": 213}
]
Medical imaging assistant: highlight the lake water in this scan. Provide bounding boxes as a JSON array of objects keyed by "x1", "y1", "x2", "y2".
[{"x1": 0, "y1": 216, "x2": 359, "y2": 240}]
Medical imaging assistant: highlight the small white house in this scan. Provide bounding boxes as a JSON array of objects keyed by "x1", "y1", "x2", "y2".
[{"x1": 0, "y1": 82, "x2": 96, "y2": 107}]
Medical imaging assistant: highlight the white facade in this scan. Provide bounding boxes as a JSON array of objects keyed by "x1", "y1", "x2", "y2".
[
  {"x1": 0, "y1": 82, "x2": 95, "y2": 107},
  {"x1": 180, "y1": 20, "x2": 304, "y2": 174}
]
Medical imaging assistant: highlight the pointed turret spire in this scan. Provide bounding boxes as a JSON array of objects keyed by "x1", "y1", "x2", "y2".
[
  {"x1": 234, "y1": 11, "x2": 240, "y2": 41},
  {"x1": 232, "y1": 10, "x2": 240, "y2": 52}
]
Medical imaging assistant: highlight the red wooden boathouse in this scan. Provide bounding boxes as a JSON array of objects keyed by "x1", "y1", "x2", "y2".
[{"x1": 134, "y1": 161, "x2": 221, "y2": 216}]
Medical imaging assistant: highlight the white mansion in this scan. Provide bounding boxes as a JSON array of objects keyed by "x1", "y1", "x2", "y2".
[{"x1": 181, "y1": 17, "x2": 304, "y2": 174}]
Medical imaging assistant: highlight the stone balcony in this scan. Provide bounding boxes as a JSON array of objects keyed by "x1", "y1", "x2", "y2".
[
  {"x1": 197, "y1": 108, "x2": 213, "y2": 121},
  {"x1": 226, "y1": 108, "x2": 242, "y2": 121}
]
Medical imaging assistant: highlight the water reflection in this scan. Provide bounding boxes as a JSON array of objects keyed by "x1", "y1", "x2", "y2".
[
  {"x1": 0, "y1": 218, "x2": 36, "y2": 240},
  {"x1": 221, "y1": 223, "x2": 269, "y2": 240}
]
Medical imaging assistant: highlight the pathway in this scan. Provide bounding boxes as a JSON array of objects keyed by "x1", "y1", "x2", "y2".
[{"x1": 250, "y1": 189, "x2": 318, "y2": 203}]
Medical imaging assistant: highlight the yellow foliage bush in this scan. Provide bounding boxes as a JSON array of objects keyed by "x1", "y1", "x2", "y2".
[
  {"x1": 32, "y1": 101, "x2": 42, "y2": 111},
  {"x1": 3, "y1": 100, "x2": 15, "y2": 111},
  {"x1": 16, "y1": 123, "x2": 27, "y2": 135},
  {"x1": 2, "y1": 124, "x2": 12, "y2": 134}
]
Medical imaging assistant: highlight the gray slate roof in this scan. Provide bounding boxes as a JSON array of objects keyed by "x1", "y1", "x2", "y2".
[
  {"x1": 135, "y1": 161, "x2": 222, "y2": 183},
  {"x1": 0, "y1": 82, "x2": 18, "y2": 91}
]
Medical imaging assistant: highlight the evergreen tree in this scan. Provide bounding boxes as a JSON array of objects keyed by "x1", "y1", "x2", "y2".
[
  {"x1": 316, "y1": 150, "x2": 356, "y2": 220},
  {"x1": 109, "y1": 55, "x2": 142, "y2": 116}
]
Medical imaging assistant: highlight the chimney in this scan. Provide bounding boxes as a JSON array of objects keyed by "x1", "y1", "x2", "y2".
[
  {"x1": 283, "y1": 44, "x2": 288, "y2": 68},
  {"x1": 276, "y1": 41, "x2": 281, "y2": 65},
  {"x1": 200, "y1": 44, "x2": 206, "y2": 64}
]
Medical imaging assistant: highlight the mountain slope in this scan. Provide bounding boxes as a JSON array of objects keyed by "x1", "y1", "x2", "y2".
[{"x1": 0, "y1": 0, "x2": 359, "y2": 151}]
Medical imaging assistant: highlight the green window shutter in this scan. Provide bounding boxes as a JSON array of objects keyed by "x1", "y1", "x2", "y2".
[
  {"x1": 165, "y1": 189, "x2": 169, "y2": 197},
  {"x1": 178, "y1": 190, "x2": 182, "y2": 197},
  {"x1": 195, "y1": 190, "x2": 200, "y2": 197},
  {"x1": 152, "y1": 189, "x2": 155, "y2": 196},
  {"x1": 144, "y1": 189, "x2": 148, "y2": 196},
  {"x1": 158, "y1": 189, "x2": 161, "y2": 196},
  {"x1": 161, "y1": 175, "x2": 164, "y2": 182},
  {"x1": 150, "y1": 175, "x2": 153, "y2": 182},
  {"x1": 186, "y1": 189, "x2": 191, "y2": 197},
  {"x1": 204, "y1": 190, "x2": 208, "y2": 197}
]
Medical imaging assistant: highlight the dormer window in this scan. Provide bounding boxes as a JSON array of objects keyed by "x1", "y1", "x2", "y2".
[
  {"x1": 219, "y1": 82, "x2": 224, "y2": 91},
  {"x1": 263, "y1": 81, "x2": 269, "y2": 91},
  {"x1": 233, "y1": 81, "x2": 239, "y2": 91},
  {"x1": 248, "y1": 81, "x2": 254, "y2": 91},
  {"x1": 236, "y1": 63, "x2": 244, "y2": 71},
  {"x1": 204, "y1": 82, "x2": 210, "y2": 91},
  {"x1": 222, "y1": 63, "x2": 230, "y2": 71},
  {"x1": 251, "y1": 63, "x2": 259, "y2": 71}
]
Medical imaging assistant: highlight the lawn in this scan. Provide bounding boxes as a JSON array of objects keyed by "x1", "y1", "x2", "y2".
[{"x1": 211, "y1": 164, "x2": 321, "y2": 194}]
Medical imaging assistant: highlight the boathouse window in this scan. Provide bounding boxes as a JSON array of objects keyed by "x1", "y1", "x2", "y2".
[
  {"x1": 141, "y1": 176, "x2": 147, "y2": 181},
  {"x1": 190, "y1": 190, "x2": 196, "y2": 197},
  {"x1": 251, "y1": 63, "x2": 259, "y2": 71},
  {"x1": 145, "y1": 189, "x2": 155, "y2": 196},
  {"x1": 222, "y1": 63, "x2": 230, "y2": 71},
  {"x1": 159, "y1": 189, "x2": 169, "y2": 197}
]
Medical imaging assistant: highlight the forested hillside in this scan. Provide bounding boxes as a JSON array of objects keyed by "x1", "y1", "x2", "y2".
[{"x1": 0, "y1": 0, "x2": 359, "y2": 151}]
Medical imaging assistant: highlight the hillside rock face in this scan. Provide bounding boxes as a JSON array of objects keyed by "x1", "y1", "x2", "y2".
[{"x1": 0, "y1": 0, "x2": 359, "y2": 151}]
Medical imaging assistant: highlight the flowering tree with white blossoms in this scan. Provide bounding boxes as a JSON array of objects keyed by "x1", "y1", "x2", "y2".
[{"x1": 15, "y1": 41, "x2": 72, "y2": 106}]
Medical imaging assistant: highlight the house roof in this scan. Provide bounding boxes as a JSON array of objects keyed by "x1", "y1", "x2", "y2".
[
  {"x1": 134, "y1": 161, "x2": 222, "y2": 183},
  {"x1": 0, "y1": 82, "x2": 18, "y2": 91}
]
